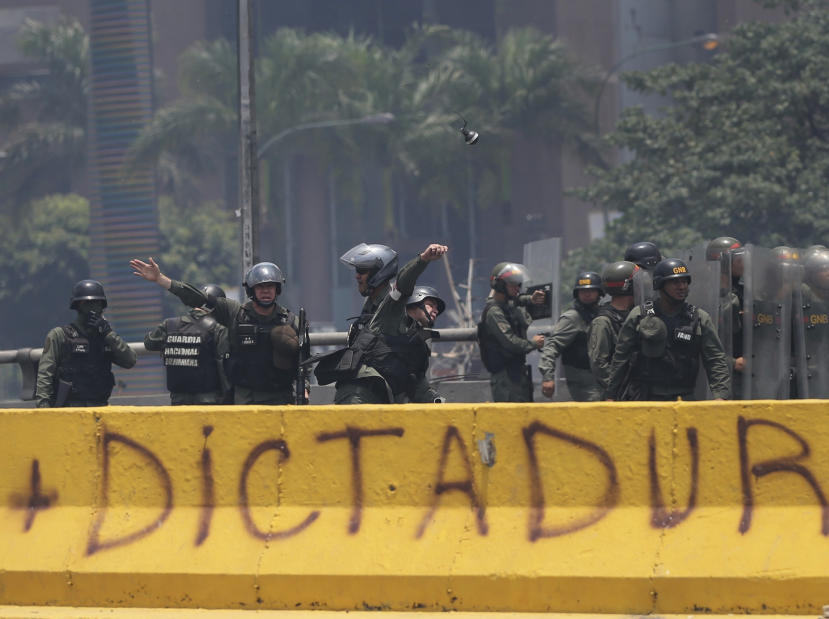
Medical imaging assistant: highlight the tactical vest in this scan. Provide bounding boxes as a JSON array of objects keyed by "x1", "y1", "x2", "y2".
[
  {"x1": 162, "y1": 316, "x2": 220, "y2": 394},
  {"x1": 228, "y1": 307, "x2": 297, "y2": 391},
  {"x1": 58, "y1": 325, "x2": 115, "y2": 403},
  {"x1": 560, "y1": 304, "x2": 596, "y2": 370},
  {"x1": 351, "y1": 324, "x2": 431, "y2": 397},
  {"x1": 477, "y1": 301, "x2": 527, "y2": 379},
  {"x1": 632, "y1": 302, "x2": 702, "y2": 390},
  {"x1": 595, "y1": 305, "x2": 628, "y2": 359}
]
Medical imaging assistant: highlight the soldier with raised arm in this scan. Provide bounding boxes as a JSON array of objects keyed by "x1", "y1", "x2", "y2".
[{"x1": 131, "y1": 258, "x2": 304, "y2": 405}]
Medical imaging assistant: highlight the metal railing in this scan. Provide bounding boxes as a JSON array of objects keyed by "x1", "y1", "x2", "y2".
[{"x1": 0, "y1": 328, "x2": 479, "y2": 401}]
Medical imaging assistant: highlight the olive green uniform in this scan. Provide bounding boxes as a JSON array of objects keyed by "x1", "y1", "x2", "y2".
[
  {"x1": 168, "y1": 281, "x2": 303, "y2": 405},
  {"x1": 606, "y1": 303, "x2": 731, "y2": 400},
  {"x1": 335, "y1": 255, "x2": 433, "y2": 404},
  {"x1": 36, "y1": 318, "x2": 137, "y2": 407},
  {"x1": 480, "y1": 295, "x2": 536, "y2": 402},
  {"x1": 144, "y1": 307, "x2": 231, "y2": 405},
  {"x1": 587, "y1": 305, "x2": 631, "y2": 398},
  {"x1": 538, "y1": 304, "x2": 602, "y2": 401}
]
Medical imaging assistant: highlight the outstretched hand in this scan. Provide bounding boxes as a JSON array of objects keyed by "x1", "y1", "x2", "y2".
[
  {"x1": 130, "y1": 257, "x2": 171, "y2": 289},
  {"x1": 420, "y1": 244, "x2": 448, "y2": 263}
]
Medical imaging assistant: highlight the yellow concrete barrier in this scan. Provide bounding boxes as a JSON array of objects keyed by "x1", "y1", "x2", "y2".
[{"x1": 1, "y1": 401, "x2": 828, "y2": 615}]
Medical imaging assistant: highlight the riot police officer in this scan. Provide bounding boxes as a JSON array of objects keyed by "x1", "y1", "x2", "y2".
[
  {"x1": 318, "y1": 243, "x2": 448, "y2": 404},
  {"x1": 538, "y1": 271, "x2": 603, "y2": 401},
  {"x1": 144, "y1": 284, "x2": 230, "y2": 405},
  {"x1": 35, "y1": 280, "x2": 137, "y2": 407},
  {"x1": 587, "y1": 261, "x2": 638, "y2": 397},
  {"x1": 625, "y1": 241, "x2": 662, "y2": 305},
  {"x1": 340, "y1": 242, "x2": 399, "y2": 330},
  {"x1": 795, "y1": 249, "x2": 829, "y2": 397},
  {"x1": 395, "y1": 285, "x2": 447, "y2": 403},
  {"x1": 477, "y1": 262, "x2": 545, "y2": 402},
  {"x1": 131, "y1": 258, "x2": 304, "y2": 405},
  {"x1": 606, "y1": 258, "x2": 731, "y2": 401}
]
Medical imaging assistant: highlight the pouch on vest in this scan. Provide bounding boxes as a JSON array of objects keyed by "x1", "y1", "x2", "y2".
[{"x1": 313, "y1": 347, "x2": 362, "y2": 385}]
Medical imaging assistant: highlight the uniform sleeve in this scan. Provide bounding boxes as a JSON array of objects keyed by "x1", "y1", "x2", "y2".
[
  {"x1": 144, "y1": 321, "x2": 167, "y2": 352},
  {"x1": 106, "y1": 331, "x2": 138, "y2": 369},
  {"x1": 394, "y1": 256, "x2": 429, "y2": 298},
  {"x1": 538, "y1": 311, "x2": 579, "y2": 381},
  {"x1": 588, "y1": 317, "x2": 614, "y2": 391},
  {"x1": 699, "y1": 310, "x2": 732, "y2": 399},
  {"x1": 35, "y1": 328, "x2": 63, "y2": 407},
  {"x1": 605, "y1": 310, "x2": 640, "y2": 399},
  {"x1": 485, "y1": 304, "x2": 536, "y2": 356},
  {"x1": 168, "y1": 281, "x2": 239, "y2": 328}
]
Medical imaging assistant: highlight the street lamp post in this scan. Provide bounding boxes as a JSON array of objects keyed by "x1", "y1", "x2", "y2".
[
  {"x1": 592, "y1": 32, "x2": 719, "y2": 229},
  {"x1": 249, "y1": 112, "x2": 395, "y2": 279}
]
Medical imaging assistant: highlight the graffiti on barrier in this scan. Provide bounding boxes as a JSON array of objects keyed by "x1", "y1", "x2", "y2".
[{"x1": 6, "y1": 415, "x2": 829, "y2": 555}]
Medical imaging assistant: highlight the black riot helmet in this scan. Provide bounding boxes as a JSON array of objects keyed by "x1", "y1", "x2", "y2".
[
  {"x1": 490, "y1": 262, "x2": 529, "y2": 295},
  {"x1": 624, "y1": 242, "x2": 662, "y2": 270},
  {"x1": 706, "y1": 236, "x2": 742, "y2": 261},
  {"x1": 200, "y1": 284, "x2": 226, "y2": 299},
  {"x1": 652, "y1": 258, "x2": 691, "y2": 290},
  {"x1": 406, "y1": 285, "x2": 446, "y2": 327},
  {"x1": 70, "y1": 279, "x2": 108, "y2": 310},
  {"x1": 601, "y1": 261, "x2": 639, "y2": 296},
  {"x1": 243, "y1": 262, "x2": 285, "y2": 306},
  {"x1": 339, "y1": 243, "x2": 399, "y2": 289},
  {"x1": 572, "y1": 271, "x2": 602, "y2": 298}
]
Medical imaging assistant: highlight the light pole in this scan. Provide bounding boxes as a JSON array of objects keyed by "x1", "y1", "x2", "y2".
[
  {"x1": 592, "y1": 32, "x2": 719, "y2": 228},
  {"x1": 593, "y1": 33, "x2": 719, "y2": 140},
  {"x1": 249, "y1": 112, "x2": 395, "y2": 279}
]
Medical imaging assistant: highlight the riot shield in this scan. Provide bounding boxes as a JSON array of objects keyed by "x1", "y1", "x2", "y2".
[
  {"x1": 632, "y1": 268, "x2": 654, "y2": 307},
  {"x1": 522, "y1": 238, "x2": 563, "y2": 399},
  {"x1": 741, "y1": 245, "x2": 795, "y2": 399},
  {"x1": 794, "y1": 281, "x2": 829, "y2": 398},
  {"x1": 682, "y1": 244, "x2": 727, "y2": 399}
]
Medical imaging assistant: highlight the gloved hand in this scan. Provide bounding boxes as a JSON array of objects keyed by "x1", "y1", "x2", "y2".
[{"x1": 85, "y1": 310, "x2": 112, "y2": 336}]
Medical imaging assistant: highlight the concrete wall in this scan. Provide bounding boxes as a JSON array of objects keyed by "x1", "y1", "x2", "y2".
[{"x1": 2, "y1": 401, "x2": 829, "y2": 613}]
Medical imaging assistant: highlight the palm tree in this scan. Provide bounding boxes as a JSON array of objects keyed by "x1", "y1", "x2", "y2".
[{"x1": 0, "y1": 18, "x2": 89, "y2": 217}]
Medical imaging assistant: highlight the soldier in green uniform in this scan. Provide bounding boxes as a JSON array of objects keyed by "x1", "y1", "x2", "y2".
[
  {"x1": 131, "y1": 258, "x2": 305, "y2": 405},
  {"x1": 587, "y1": 261, "x2": 638, "y2": 398},
  {"x1": 539, "y1": 271, "x2": 603, "y2": 401},
  {"x1": 606, "y1": 258, "x2": 731, "y2": 401},
  {"x1": 477, "y1": 262, "x2": 545, "y2": 402},
  {"x1": 319, "y1": 243, "x2": 448, "y2": 404},
  {"x1": 144, "y1": 284, "x2": 231, "y2": 405},
  {"x1": 396, "y1": 285, "x2": 447, "y2": 403},
  {"x1": 796, "y1": 249, "x2": 829, "y2": 397},
  {"x1": 36, "y1": 279, "x2": 137, "y2": 407}
]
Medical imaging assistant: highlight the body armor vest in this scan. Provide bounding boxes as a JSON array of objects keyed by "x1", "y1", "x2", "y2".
[
  {"x1": 477, "y1": 300, "x2": 527, "y2": 379},
  {"x1": 632, "y1": 303, "x2": 702, "y2": 390},
  {"x1": 59, "y1": 325, "x2": 115, "y2": 403},
  {"x1": 351, "y1": 324, "x2": 431, "y2": 397},
  {"x1": 162, "y1": 316, "x2": 220, "y2": 394},
  {"x1": 228, "y1": 307, "x2": 296, "y2": 391},
  {"x1": 560, "y1": 304, "x2": 596, "y2": 370}
]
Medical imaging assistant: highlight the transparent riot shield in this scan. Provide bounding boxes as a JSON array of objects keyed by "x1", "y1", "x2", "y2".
[
  {"x1": 522, "y1": 238, "x2": 563, "y2": 399},
  {"x1": 632, "y1": 268, "x2": 654, "y2": 307},
  {"x1": 794, "y1": 279, "x2": 829, "y2": 398},
  {"x1": 741, "y1": 245, "x2": 795, "y2": 399},
  {"x1": 682, "y1": 244, "x2": 727, "y2": 399}
]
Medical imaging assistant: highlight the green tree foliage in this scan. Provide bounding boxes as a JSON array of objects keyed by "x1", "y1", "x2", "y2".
[
  {"x1": 572, "y1": 0, "x2": 829, "y2": 282},
  {"x1": 0, "y1": 19, "x2": 88, "y2": 210},
  {"x1": 155, "y1": 196, "x2": 240, "y2": 313},
  {"x1": 0, "y1": 194, "x2": 90, "y2": 347}
]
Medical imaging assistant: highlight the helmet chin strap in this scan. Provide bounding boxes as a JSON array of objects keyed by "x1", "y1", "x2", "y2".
[{"x1": 254, "y1": 297, "x2": 276, "y2": 307}]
